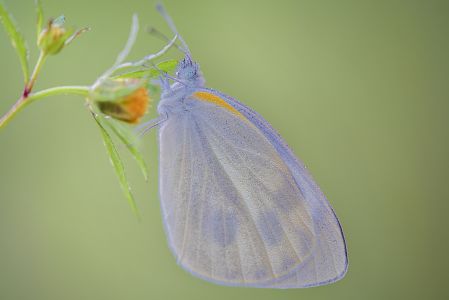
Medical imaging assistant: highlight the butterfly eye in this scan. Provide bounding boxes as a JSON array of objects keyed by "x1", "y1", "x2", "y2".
[
  {"x1": 176, "y1": 64, "x2": 197, "y2": 80},
  {"x1": 174, "y1": 55, "x2": 197, "y2": 79}
]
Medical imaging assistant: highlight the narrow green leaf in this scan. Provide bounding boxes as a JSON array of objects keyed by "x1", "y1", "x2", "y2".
[
  {"x1": 106, "y1": 119, "x2": 149, "y2": 181},
  {"x1": 113, "y1": 59, "x2": 178, "y2": 79},
  {"x1": 35, "y1": 0, "x2": 43, "y2": 40},
  {"x1": 113, "y1": 69, "x2": 158, "y2": 79},
  {"x1": 114, "y1": 14, "x2": 139, "y2": 67},
  {"x1": 157, "y1": 59, "x2": 178, "y2": 73},
  {"x1": 0, "y1": 2, "x2": 30, "y2": 83},
  {"x1": 93, "y1": 114, "x2": 140, "y2": 218}
]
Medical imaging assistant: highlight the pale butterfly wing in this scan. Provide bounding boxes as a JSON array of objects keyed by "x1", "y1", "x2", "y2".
[
  {"x1": 158, "y1": 89, "x2": 347, "y2": 288},
  {"x1": 201, "y1": 88, "x2": 349, "y2": 288}
]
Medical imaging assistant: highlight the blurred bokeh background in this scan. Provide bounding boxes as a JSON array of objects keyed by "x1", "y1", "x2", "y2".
[{"x1": 1, "y1": 0, "x2": 448, "y2": 299}]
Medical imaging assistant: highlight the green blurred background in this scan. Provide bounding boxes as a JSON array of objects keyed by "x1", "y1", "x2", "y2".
[{"x1": 1, "y1": 0, "x2": 448, "y2": 299}]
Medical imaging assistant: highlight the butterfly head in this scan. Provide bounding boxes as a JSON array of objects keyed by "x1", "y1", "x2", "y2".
[{"x1": 176, "y1": 55, "x2": 204, "y2": 86}]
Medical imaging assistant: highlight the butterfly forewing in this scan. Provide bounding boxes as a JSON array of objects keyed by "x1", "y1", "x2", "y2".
[{"x1": 158, "y1": 90, "x2": 347, "y2": 287}]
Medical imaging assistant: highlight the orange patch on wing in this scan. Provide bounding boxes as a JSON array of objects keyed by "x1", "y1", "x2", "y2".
[{"x1": 193, "y1": 91, "x2": 243, "y2": 118}]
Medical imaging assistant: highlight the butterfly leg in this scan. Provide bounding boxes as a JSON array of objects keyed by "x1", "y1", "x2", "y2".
[{"x1": 134, "y1": 112, "x2": 168, "y2": 136}]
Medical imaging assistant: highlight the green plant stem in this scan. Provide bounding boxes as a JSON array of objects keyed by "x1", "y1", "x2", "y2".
[
  {"x1": 0, "y1": 85, "x2": 90, "y2": 130},
  {"x1": 30, "y1": 85, "x2": 90, "y2": 99},
  {"x1": 25, "y1": 51, "x2": 47, "y2": 95}
]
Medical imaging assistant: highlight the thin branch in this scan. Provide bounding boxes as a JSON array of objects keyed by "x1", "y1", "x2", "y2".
[
  {"x1": 0, "y1": 85, "x2": 90, "y2": 130},
  {"x1": 29, "y1": 85, "x2": 90, "y2": 100},
  {"x1": 23, "y1": 51, "x2": 47, "y2": 97}
]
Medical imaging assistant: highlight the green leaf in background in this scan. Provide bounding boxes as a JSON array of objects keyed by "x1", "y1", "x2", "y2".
[
  {"x1": 0, "y1": 1, "x2": 30, "y2": 84},
  {"x1": 113, "y1": 59, "x2": 178, "y2": 79},
  {"x1": 93, "y1": 114, "x2": 140, "y2": 218},
  {"x1": 35, "y1": 0, "x2": 43, "y2": 40},
  {"x1": 105, "y1": 119, "x2": 149, "y2": 181}
]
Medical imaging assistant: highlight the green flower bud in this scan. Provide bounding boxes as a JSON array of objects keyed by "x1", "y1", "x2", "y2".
[
  {"x1": 37, "y1": 16, "x2": 73, "y2": 55},
  {"x1": 37, "y1": 16, "x2": 88, "y2": 56}
]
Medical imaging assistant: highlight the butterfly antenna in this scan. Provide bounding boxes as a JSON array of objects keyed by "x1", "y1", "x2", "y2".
[
  {"x1": 147, "y1": 26, "x2": 185, "y2": 54},
  {"x1": 156, "y1": 3, "x2": 191, "y2": 56},
  {"x1": 134, "y1": 113, "x2": 168, "y2": 137}
]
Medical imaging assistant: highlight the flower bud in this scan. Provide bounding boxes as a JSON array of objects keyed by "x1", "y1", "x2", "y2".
[
  {"x1": 37, "y1": 16, "x2": 75, "y2": 55},
  {"x1": 90, "y1": 79, "x2": 150, "y2": 124}
]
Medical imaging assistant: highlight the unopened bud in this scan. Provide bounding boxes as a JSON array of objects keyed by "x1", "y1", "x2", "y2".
[{"x1": 37, "y1": 16, "x2": 87, "y2": 55}]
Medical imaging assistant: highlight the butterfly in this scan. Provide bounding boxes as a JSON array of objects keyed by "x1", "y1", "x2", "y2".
[{"x1": 141, "y1": 4, "x2": 348, "y2": 288}]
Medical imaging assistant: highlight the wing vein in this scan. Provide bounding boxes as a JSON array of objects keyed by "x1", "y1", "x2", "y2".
[
  {"x1": 179, "y1": 124, "x2": 194, "y2": 261},
  {"x1": 200, "y1": 115, "x2": 305, "y2": 267},
  {"x1": 194, "y1": 131, "x2": 209, "y2": 268},
  {"x1": 173, "y1": 116, "x2": 189, "y2": 263},
  {"x1": 194, "y1": 119, "x2": 277, "y2": 279}
]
